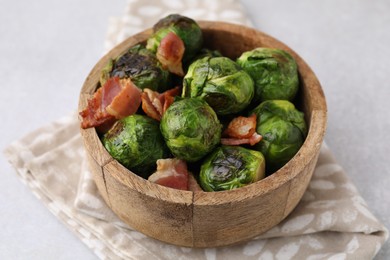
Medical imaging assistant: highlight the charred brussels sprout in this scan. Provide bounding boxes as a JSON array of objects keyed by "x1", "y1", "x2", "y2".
[
  {"x1": 251, "y1": 100, "x2": 307, "y2": 173},
  {"x1": 200, "y1": 146, "x2": 266, "y2": 191},
  {"x1": 100, "y1": 44, "x2": 170, "y2": 92},
  {"x1": 237, "y1": 48, "x2": 299, "y2": 103},
  {"x1": 182, "y1": 56, "x2": 254, "y2": 115},
  {"x1": 160, "y1": 98, "x2": 222, "y2": 162},
  {"x1": 146, "y1": 14, "x2": 203, "y2": 63},
  {"x1": 102, "y1": 115, "x2": 169, "y2": 178}
]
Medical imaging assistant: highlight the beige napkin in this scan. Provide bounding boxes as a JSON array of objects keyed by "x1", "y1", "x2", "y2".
[{"x1": 4, "y1": 0, "x2": 389, "y2": 259}]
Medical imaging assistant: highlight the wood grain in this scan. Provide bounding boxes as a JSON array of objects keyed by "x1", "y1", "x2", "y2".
[{"x1": 78, "y1": 21, "x2": 327, "y2": 247}]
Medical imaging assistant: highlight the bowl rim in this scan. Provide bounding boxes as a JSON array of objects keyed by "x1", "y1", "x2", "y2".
[{"x1": 79, "y1": 21, "x2": 327, "y2": 208}]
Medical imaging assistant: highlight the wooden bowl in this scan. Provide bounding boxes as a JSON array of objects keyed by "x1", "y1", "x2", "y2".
[{"x1": 78, "y1": 21, "x2": 327, "y2": 248}]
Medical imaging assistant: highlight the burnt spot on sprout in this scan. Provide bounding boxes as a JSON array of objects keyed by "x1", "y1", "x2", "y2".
[
  {"x1": 104, "y1": 120, "x2": 124, "y2": 140},
  {"x1": 153, "y1": 14, "x2": 197, "y2": 32},
  {"x1": 212, "y1": 149, "x2": 244, "y2": 182},
  {"x1": 111, "y1": 52, "x2": 159, "y2": 79}
]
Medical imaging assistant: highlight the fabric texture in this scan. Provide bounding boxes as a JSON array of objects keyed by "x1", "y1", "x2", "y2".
[{"x1": 4, "y1": 0, "x2": 388, "y2": 259}]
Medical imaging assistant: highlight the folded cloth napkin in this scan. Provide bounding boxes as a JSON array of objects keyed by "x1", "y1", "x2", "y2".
[{"x1": 4, "y1": 0, "x2": 388, "y2": 259}]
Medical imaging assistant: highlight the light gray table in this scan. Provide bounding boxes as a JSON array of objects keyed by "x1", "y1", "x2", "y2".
[{"x1": 1, "y1": 0, "x2": 388, "y2": 259}]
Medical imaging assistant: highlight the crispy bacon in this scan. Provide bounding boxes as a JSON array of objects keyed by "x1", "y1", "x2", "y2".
[
  {"x1": 221, "y1": 114, "x2": 262, "y2": 146},
  {"x1": 221, "y1": 133, "x2": 263, "y2": 146},
  {"x1": 161, "y1": 86, "x2": 181, "y2": 113},
  {"x1": 148, "y1": 158, "x2": 189, "y2": 190},
  {"x1": 162, "y1": 95, "x2": 175, "y2": 113},
  {"x1": 223, "y1": 114, "x2": 257, "y2": 138},
  {"x1": 141, "y1": 90, "x2": 161, "y2": 121},
  {"x1": 80, "y1": 77, "x2": 141, "y2": 132},
  {"x1": 188, "y1": 172, "x2": 203, "y2": 192},
  {"x1": 80, "y1": 86, "x2": 115, "y2": 130},
  {"x1": 156, "y1": 32, "x2": 185, "y2": 76},
  {"x1": 141, "y1": 86, "x2": 181, "y2": 121},
  {"x1": 106, "y1": 78, "x2": 142, "y2": 119}
]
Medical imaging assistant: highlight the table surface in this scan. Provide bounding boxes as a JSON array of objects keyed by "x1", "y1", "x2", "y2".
[{"x1": 1, "y1": 0, "x2": 389, "y2": 259}]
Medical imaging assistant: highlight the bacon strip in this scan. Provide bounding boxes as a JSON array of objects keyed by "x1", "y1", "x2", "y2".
[
  {"x1": 188, "y1": 172, "x2": 203, "y2": 192},
  {"x1": 106, "y1": 78, "x2": 141, "y2": 119},
  {"x1": 221, "y1": 133, "x2": 262, "y2": 146},
  {"x1": 141, "y1": 90, "x2": 161, "y2": 121},
  {"x1": 221, "y1": 114, "x2": 262, "y2": 146},
  {"x1": 80, "y1": 85, "x2": 114, "y2": 130},
  {"x1": 223, "y1": 114, "x2": 257, "y2": 138},
  {"x1": 148, "y1": 158, "x2": 189, "y2": 190},
  {"x1": 80, "y1": 77, "x2": 141, "y2": 131},
  {"x1": 160, "y1": 86, "x2": 181, "y2": 113},
  {"x1": 141, "y1": 86, "x2": 181, "y2": 121},
  {"x1": 156, "y1": 32, "x2": 185, "y2": 76}
]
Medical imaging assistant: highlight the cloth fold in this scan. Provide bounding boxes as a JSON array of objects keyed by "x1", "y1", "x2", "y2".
[{"x1": 4, "y1": 0, "x2": 388, "y2": 259}]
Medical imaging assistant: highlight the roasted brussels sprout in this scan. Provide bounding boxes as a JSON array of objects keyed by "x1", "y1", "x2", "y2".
[
  {"x1": 237, "y1": 48, "x2": 299, "y2": 103},
  {"x1": 182, "y1": 56, "x2": 254, "y2": 115},
  {"x1": 199, "y1": 146, "x2": 266, "y2": 191},
  {"x1": 160, "y1": 98, "x2": 222, "y2": 162},
  {"x1": 251, "y1": 100, "x2": 307, "y2": 173},
  {"x1": 146, "y1": 14, "x2": 203, "y2": 63},
  {"x1": 100, "y1": 44, "x2": 170, "y2": 92},
  {"x1": 102, "y1": 114, "x2": 170, "y2": 178}
]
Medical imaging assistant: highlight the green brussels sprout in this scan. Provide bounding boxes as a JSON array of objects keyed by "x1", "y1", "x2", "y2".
[
  {"x1": 237, "y1": 48, "x2": 299, "y2": 103},
  {"x1": 100, "y1": 44, "x2": 170, "y2": 92},
  {"x1": 102, "y1": 114, "x2": 170, "y2": 178},
  {"x1": 199, "y1": 146, "x2": 266, "y2": 191},
  {"x1": 160, "y1": 98, "x2": 222, "y2": 162},
  {"x1": 146, "y1": 14, "x2": 203, "y2": 63},
  {"x1": 251, "y1": 100, "x2": 307, "y2": 173},
  {"x1": 182, "y1": 56, "x2": 254, "y2": 115}
]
